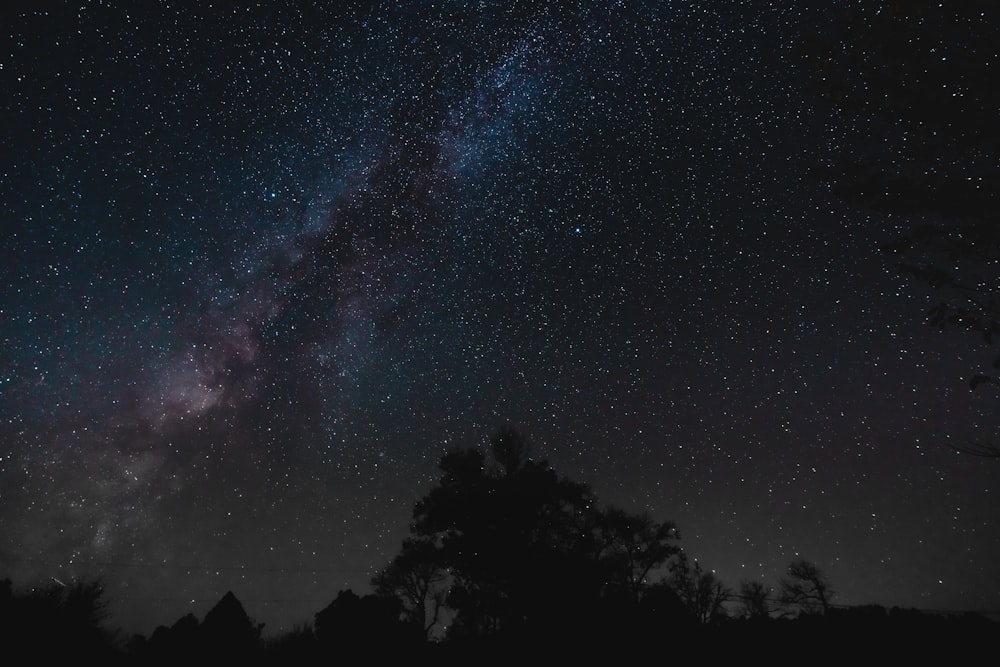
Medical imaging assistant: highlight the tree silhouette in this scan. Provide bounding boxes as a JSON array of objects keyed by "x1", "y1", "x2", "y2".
[
  {"x1": 737, "y1": 580, "x2": 773, "y2": 620},
  {"x1": 145, "y1": 612, "x2": 200, "y2": 660},
  {"x1": 595, "y1": 508, "x2": 680, "y2": 603},
  {"x1": 380, "y1": 428, "x2": 682, "y2": 641},
  {"x1": 410, "y1": 436, "x2": 598, "y2": 638},
  {"x1": 779, "y1": 559, "x2": 834, "y2": 615},
  {"x1": 314, "y1": 589, "x2": 418, "y2": 654},
  {"x1": 805, "y1": 2, "x2": 1000, "y2": 455},
  {"x1": 371, "y1": 537, "x2": 448, "y2": 638},
  {"x1": 668, "y1": 552, "x2": 731, "y2": 624},
  {"x1": 200, "y1": 590, "x2": 262, "y2": 657},
  {"x1": 137, "y1": 591, "x2": 262, "y2": 662},
  {"x1": 490, "y1": 424, "x2": 531, "y2": 477},
  {"x1": 0, "y1": 577, "x2": 116, "y2": 659}
]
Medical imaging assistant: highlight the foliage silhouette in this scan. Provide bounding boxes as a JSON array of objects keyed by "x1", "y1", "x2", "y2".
[
  {"x1": 0, "y1": 577, "x2": 116, "y2": 660},
  {"x1": 262, "y1": 621, "x2": 315, "y2": 662},
  {"x1": 134, "y1": 591, "x2": 263, "y2": 663},
  {"x1": 668, "y1": 552, "x2": 731, "y2": 624},
  {"x1": 596, "y1": 507, "x2": 681, "y2": 604},
  {"x1": 201, "y1": 590, "x2": 263, "y2": 657},
  {"x1": 144, "y1": 612, "x2": 200, "y2": 661},
  {"x1": 314, "y1": 589, "x2": 420, "y2": 654},
  {"x1": 738, "y1": 580, "x2": 773, "y2": 619},
  {"x1": 371, "y1": 537, "x2": 448, "y2": 638},
  {"x1": 3, "y1": 497, "x2": 998, "y2": 662},
  {"x1": 779, "y1": 559, "x2": 834, "y2": 615},
  {"x1": 3, "y1": 435, "x2": 997, "y2": 659},
  {"x1": 381, "y1": 428, "x2": 683, "y2": 642}
]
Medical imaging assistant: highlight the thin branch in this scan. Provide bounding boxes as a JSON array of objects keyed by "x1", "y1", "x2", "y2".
[{"x1": 947, "y1": 439, "x2": 1000, "y2": 458}]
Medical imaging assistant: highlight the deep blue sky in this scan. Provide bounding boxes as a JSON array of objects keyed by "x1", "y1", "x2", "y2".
[{"x1": 2, "y1": 1, "x2": 997, "y2": 635}]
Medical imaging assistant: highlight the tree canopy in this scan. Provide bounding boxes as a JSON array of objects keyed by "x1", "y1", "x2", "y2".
[
  {"x1": 375, "y1": 428, "x2": 684, "y2": 641},
  {"x1": 779, "y1": 559, "x2": 834, "y2": 615}
]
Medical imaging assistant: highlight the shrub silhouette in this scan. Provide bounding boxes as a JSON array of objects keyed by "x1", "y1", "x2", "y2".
[
  {"x1": 314, "y1": 589, "x2": 420, "y2": 655},
  {"x1": 0, "y1": 577, "x2": 116, "y2": 659}
]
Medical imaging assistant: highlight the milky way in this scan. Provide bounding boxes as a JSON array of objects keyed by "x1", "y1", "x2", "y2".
[{"x1": 2, "y1": 1, "x2": 998, "y2": 633}]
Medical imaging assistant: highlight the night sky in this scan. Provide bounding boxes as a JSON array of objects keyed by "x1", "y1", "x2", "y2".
[{"x1": 2, "y1": 1, "x2": 998, "y2": 635}]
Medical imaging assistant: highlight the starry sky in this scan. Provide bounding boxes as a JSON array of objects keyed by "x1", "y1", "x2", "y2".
[{"x1": 2, "y1": 0, "x2": 998, "y2": 635}]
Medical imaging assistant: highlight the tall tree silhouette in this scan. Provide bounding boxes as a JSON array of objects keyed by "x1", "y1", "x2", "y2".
[
  {"x1": 805, "y1": 2, "x2": 1000, "y2": 455},
  {"x1": 381, "y1": 428, "x2": 682, "y2": 640},
  {"x1": 668, "y1": 552, "x2": 731, "y2": 624},
  {"x1": 779, "y1": 559, "x2": 833, "y2": 615},
  {"x1": 595, "y1": 508, "x2": 680, "y2": 603},
  {"x1": 200, "y1": 590, "x2": 262, "y2": 657},
  {"x1": 411, "y1": 434, "x2": 596, "y2": 638},
  {"x1": 371, "y1": 537, "x2": 448, "y2": 638},
  {"x1": 737, "y1": 580, "x2": 772, "y2": 620}
]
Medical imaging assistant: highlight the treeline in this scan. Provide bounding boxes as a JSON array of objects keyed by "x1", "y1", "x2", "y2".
[{"x1": 2, "y1": 430, "x2": 995, "y2": 661}]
